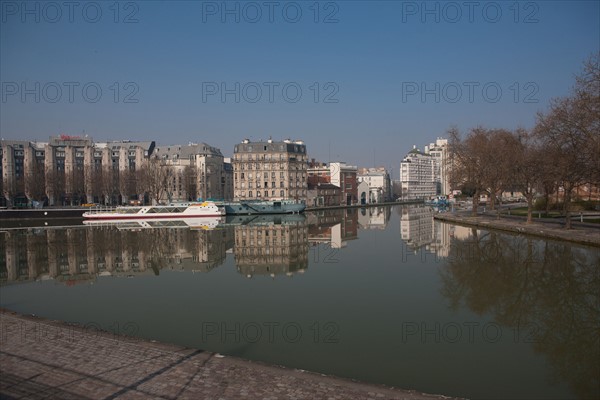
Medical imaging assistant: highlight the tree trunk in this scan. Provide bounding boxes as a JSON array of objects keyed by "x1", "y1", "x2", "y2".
[
  {"x1": 472, "y1": 191, "x2": 479, "y2": 217},
  {"x1": 495, "y1": 194, "x2": 502, "y2": 219},
  {"x1": 564, "y1": 189, "x2": 572, "y2": 229},
  {"x1": 526, "y1": 195, "x2": 533, "y2": 224}
]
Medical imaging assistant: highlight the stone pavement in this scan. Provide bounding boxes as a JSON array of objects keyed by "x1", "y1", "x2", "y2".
[
  {"x1": 435, "y1": 212, "x2": 600, "y2": 247},
  {"x1": 0, "y1": 311, "x2": 458, "y2": 400}
]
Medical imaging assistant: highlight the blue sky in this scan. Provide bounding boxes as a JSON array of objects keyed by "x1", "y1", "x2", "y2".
[{"x1": 1, "y1": 0, "x2": 598, "y2": 178}]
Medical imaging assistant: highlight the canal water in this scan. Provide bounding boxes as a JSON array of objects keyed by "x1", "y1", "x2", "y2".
[{"x1": 1, "y1": 205, "x2": 598, "y2": 400}]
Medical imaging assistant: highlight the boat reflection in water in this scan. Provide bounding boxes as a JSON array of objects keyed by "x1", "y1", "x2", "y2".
[{"x1": 83, "y1": 216, "x2": 224, "y2": 230}]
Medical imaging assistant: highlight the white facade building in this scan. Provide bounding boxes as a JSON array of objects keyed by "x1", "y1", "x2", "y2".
[
  {"x1": 399, "y1": 205, "x2": 450, "y2": 258},
  {"x1": 400, "y1": 146, "x2": 436, "y2": 200},
  {"x1": 357, "y1": 180, "x2": 370, "y2": 205},
  {"x1": 357, "y1": 167, "x2": 391, "y2": 203},
  {"x1": 424, "y1": 138, "x2": 449, "y2": 196}
]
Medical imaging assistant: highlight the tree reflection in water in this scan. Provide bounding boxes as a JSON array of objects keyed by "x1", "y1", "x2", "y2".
[{"x1": 441, "y1": 227, "x2": 600, "y2": 399}]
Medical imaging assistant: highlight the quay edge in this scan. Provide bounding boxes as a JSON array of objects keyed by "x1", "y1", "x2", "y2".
[
  {"x1": 0, "y1": 309, "x2": 462, "y2": 400},
  {"x1": 434, "y1": 213, "x2": 600, "y2": 248}
]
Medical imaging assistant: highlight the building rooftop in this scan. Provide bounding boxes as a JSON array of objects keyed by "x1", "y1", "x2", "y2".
[
  {"x1": 234, "y1": 139, "x2": 306, "y2": 154},
  {"x1": 153, "y1": 142, "x2": 222, "y2": 158}
]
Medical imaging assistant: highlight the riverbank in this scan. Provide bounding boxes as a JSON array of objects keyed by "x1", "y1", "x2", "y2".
[
  {"x1": 0, "y1": 208, "x2": 87, "y2": 221},
  {"x1": 0, "y1": 310, "x2": 459, "y2": 400},
  {"x1": 435, "y1": 212, "x2": 600, "y2": 247}
]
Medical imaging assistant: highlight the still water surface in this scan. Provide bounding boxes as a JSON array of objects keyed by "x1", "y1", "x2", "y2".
[{"x1": 1, "y1": 206, "x2": 598, "y2": 400}]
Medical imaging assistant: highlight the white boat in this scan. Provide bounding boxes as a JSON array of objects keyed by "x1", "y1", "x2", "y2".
[
  {"x1": 82, "y1": 201, "x2": 224, "y2": 220},
  {"x1": 83, "y1": 216, "x2": 224, "y2": 230}
]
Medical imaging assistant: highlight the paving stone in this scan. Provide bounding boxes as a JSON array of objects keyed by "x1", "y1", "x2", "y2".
[{"x1": 1, "y1": 310, "x2": 460, "y2": 400}]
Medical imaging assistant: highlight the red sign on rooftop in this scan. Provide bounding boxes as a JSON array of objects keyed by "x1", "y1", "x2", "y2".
[{"x1": 60, "y1": 134, "x2": 81, "y2": 141}]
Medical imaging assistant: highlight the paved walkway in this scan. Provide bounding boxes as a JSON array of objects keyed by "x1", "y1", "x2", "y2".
[
  {"x1": 435, "y1": 212, "x2": 600, "y2": 247},
  {"x1": 0, "y1": 311, "x2": 458, "y2": 400}
]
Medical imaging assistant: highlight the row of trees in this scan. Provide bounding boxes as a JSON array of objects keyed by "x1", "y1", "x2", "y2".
[
  {"x1": 449, "y1": 53, "x2": 599, "y2": 228},
  {"x1": 4, "y1": 158, "x2": 200, "y2": 207}
]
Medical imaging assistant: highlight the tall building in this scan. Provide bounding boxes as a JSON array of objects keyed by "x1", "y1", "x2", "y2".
[
  {"x1": 329, "y1": 162, "x2": 358, "y2": 205},
  {"x1": 232, "y1": 139, "x2": 307, "y2": 202},
  {"x1": 400, "y1": 146, "x2": 436, "y2": 200},
  {"x1": 357, "y1": 167, "x2": 391, "y2": 203},
  {"x1": 424, "y1": 138, "x2": 449, "y2": 196}
]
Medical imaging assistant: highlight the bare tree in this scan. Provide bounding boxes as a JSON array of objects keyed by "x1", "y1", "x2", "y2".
[
  {"x1": 25, "y1": 162, "x2": 46, "y2": 203},
  {"x1": 119, "y1": 169, "x2": 137, "y2": 204},
  {"x1": 480, "y1": 129, "x2": 518, "y2": 214},
  {"x1": 100, "y1": 167, "x2": 118, "y2": 205},
  {"x1": 511, "y1": 129, "x2": 545, "y2": 224},
  {"x1": 448, "y1": 127, "x2": 488, "y2": 216},
  {"x1": 139, "y1": 158, "x2": 169, "y2": 205},
  {"x1": 164, "y1": 166, "x2": 176, "y2": 203},
  {"x1": 45, "y1": 169, "x2": 65, "y2": 206},
  {"x1": 72, "y1": 165, "x2": 85, "y2": 205},
  {"x1": 183, "y1": 165, "x2": 198, "y2": 201},
  {"x1": 535, "y1": 53, "x2": 600, "y2": 229}
]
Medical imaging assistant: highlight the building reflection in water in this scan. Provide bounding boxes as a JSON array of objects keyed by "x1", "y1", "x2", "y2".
[
  {"x1": 307, "y1": 208, "x2": 358, "y2": 249},
  {"x1": 398, "y1": 205, "x2": 451, "y2": 258},
  {"x1": 227, "y1": 215, "x2": 308, "y2": 278},
  {"x1": 357, "y1": 206, "x2": 390, "y2": 230},
  {"x1": 0, "y1": 214, "x2": 316, "y2": 285}
]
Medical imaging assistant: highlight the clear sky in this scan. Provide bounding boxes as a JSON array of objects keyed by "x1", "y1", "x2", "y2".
[{"x1": 1, "y1": 0, "x2": 598, "y2": 178}]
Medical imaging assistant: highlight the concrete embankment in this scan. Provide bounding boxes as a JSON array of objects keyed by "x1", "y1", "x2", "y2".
[
  {"x1": 435, "y1": 212, "x2": 600, "y2": 247},
  {"x1": 0, "y1": 310, "x2": 459, "y2": 400},
  {"x1": 0, "y1": 208, "x2": 86, "y2": 220}
]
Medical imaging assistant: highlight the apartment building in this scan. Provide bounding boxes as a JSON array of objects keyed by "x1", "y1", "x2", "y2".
[
  {"x1": 1, "y1": 135, "x2": 231, "y2": 206},
  {"x1": 151, "y1": 142, "x2": 231, "y2": 202},
  {"x1": 424, "y1": 138, "x2": 450, "y2": 196},
  {"x1": 400, "y1": 146, "x2": 437, "y2": 200},
  {"x1": 232, "y1": 139, "x2": 307, "y2": 201}
]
